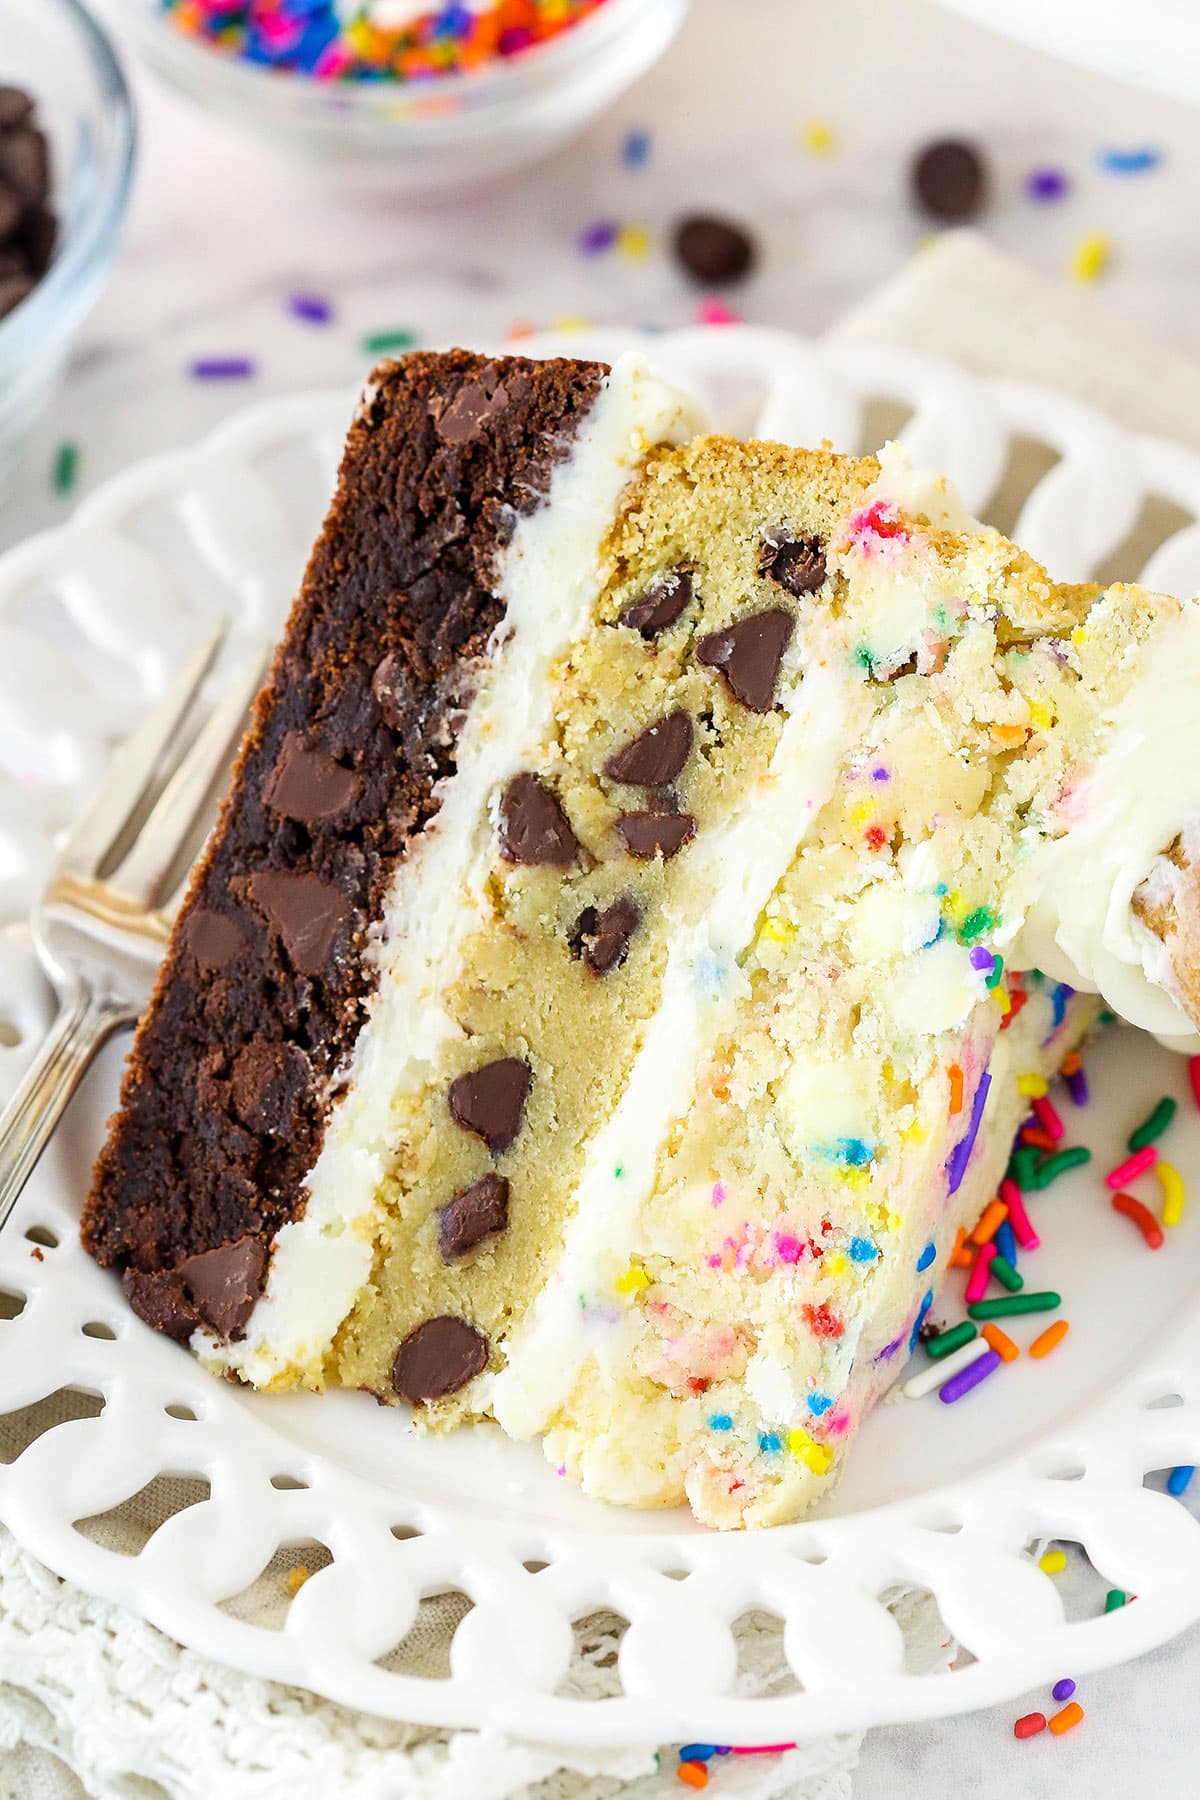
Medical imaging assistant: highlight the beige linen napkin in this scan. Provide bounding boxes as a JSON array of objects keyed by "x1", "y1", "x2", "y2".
[{"x1": 3, "y1": 232, "x2": 1199, "y2": 1800}]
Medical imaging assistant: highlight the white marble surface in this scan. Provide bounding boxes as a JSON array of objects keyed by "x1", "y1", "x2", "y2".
[{"x1": 6, "y1": 0, "x2": 1200, "y2": 1790}]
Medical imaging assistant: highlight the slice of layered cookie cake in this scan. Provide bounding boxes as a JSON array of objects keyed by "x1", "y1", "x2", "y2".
[{"x1": 82, "y1": 348, "x2": 1200, "y2": 1529}]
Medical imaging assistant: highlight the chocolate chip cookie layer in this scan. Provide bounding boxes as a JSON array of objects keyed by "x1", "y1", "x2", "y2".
[{"x1": 82, "y1": 351, "x2": 612, "y2": 1325}]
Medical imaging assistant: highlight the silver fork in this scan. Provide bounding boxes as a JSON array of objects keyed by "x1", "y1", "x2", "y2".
[{"x1": 0, "y1": 624, "x2": 265, "y2": 1229}]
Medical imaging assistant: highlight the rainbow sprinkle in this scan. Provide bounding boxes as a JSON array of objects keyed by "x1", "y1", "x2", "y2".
[{"x1": 159, "y1": 0, "x2": 610, "y2": 81}]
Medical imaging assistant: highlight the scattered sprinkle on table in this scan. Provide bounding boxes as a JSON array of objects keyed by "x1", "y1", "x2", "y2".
[
  {"x1": 622, "y1": 128, "x2": 651, "y2": 168},
  {"x1": 906, "y1": 1338, "x2": 989, "y2": 1399},
  {"x1": 361, "y1": 328, "x2": 417, "y2": 356},
  {"x1": 1031, "y1": 1095, "x2": 1064, "y2": 1141},
  {"x1": 1189, "y1": 1056, "x2": 1200, "y2": 1109},
  {"x1": 994, "y1": 1217, "x2": 1017, "y2": 1265},
  {"x1": 1052, "y1": 1677, "x2": 1076, "y2": 1703},
  {"x1": 732, "y1": 1743, "x2": 797, "y2": 1756},
  {"x1": 1014, "y1": 1711, "x2": 1047, "y2": 1738},
  {"x1": 189, "y1": 356, "x2": 256, "y2": 381},
  {"x1": 938, "y1": 1346, "x2": 1001, "y2": 1403},
  {"x1": 677, "y1": 1761, "x2": 708, "y2": 1789},
  {"x1": 578, "y1": 218, "x2": 618, "y2": 256},
  {"x1": 800, "y1": 118, "x2": 837, "y2": 153},
  {"x1": 1000, "y1": 1178, "x2": 1039, "y2": 1249},
  {"x1": 1039, "y1": 1549, "x2": 1067, "y2": 1575},
  {"x1": 965, "y1": 1242, "x2": 997, "y2": 1303},
  {"x1": 1168, "y1": 1465, "x2": 1195, "y2": 1497},
  {"x1": 924, "y1": 1320, "x2": 978, "y2": 1360},
  {"x1": 1099, "y1": 146, "x2": 1162, "y2": 175},
  {"x1": 1048, "y1": 1701, "x2": 1085, "y2": 1735},
  {"x1": 1032, "y1": 1145, "x2": 1091, "y2": 1186},
  {"x1": 989, "y1": 1253, "x2": 1023, "y2": 1293},
  {"x1": 674, "y1": 214, "x2": 757, "y2": 285},
  {"x1": 287, "y1": 291, "x2": 333, "y2": 325},
  {"x1": 972, "y1": 1198, "x2": 1007, "y2": 1245},
  {"x1": 982, "y1": 1322, "x2": 1019, "y2": 1362},
  {"x1": 617, "y1": 222, "x2": 651, "y2": 261},
  {"x1": 679, "y1": 1745, "x2": 718, "y2": 1763},
  {"x1": 968, "y1": 1290, "x2": 1061, "y2": 1321},
  {"x1": 1105, "y1": 1588, "x2": 1127, "y2": 1612},
  {"x1": 1128, "y1": 1095, "x2": 1176, "y2": 1150},
  {"x1": 1026, "y1": 167, "x2": 1069, "y2": 202},
  {"x1": 1156, "y1": 1159, "x2": 1185, "y2": 1227},
  {"x1": 1111, "y1": 1191, "x2": 1163, "y2": 1248},
  {"x1": 696, "y1": 298, "x2": 741, "y2": 326},
  {"x1": 52, "y1": 440, "x2": 78, "y2": 496},
  {"x1": 1070, "y1": 232, "x2": 1111, "y2": 282},
  {"x1": 1030, "y1": 1318, "x2": 1069, "y2": 1358},
  {"x1": 912, "y1": 138, "x2": 987, "y2": 221},
  {"x1": 1106, "y1": 1145, "x2": 1156, "y2": 1190}
]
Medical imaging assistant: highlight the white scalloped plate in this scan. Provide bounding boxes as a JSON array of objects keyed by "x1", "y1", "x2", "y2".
[{"x1": 4, "y1": 328, "x2": 1200, "y2": 1744}]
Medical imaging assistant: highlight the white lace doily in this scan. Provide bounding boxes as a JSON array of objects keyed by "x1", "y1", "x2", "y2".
[{"x1": 4, "y1": 330, "x2": 1200, "y2": 1765}]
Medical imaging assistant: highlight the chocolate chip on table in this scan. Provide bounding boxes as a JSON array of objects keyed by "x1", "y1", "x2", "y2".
[
  {"x1": 392, "y1": 1315, "x2": 490, "y2": 1402},
  {"x1": 0, "y1": 274, "x2": 34, "y2": 322},
  {"x1": 619, "y1": 569, "x2": 694, "y2": 638},
  {"x1": 673, "y1": 214, "x2": 756, "y2": 284},
  {"x1": 569, "y1": 895, "x2": 641, "y2": 973},
  {"x1": 603, "y1": 712, "x2": 693, "y2": 787},
  {"x1": 912, "y1": 139, "x2": 986, "y2": 222},
  {"x1": 264, "y1": 732, "x2": 361, "y2": 822},
  {"x1": 449, "y1": 1056, "x2": 531, "y2": 1152},
  {"x1": 617, "y1": 811, "x2": 696, "y2": 860},
  {"x1": 760, "y1": 533, "x2": 827, "y2": 597},
  {"x1": 498, "y1": 772, "x2": 582, "y2": 866},
  {"x1": 438, "y1": 1173, "x2": 510, "y2": 1259},
  {"x1": 176, "y1": 1235, "x2": 268, "y2": 1339},
  {"x1": 696, "y1": 607, "x2": 795, "y2": 713},
  {"x1": 247, "y1": 869, "x2": 353, "y2": 976},
  {"x1": 0, "y1": 88, "x2": 33, "y2": 131},
  {"x1": 185, "y1": 906, "x2": 248, "y2": 973}
]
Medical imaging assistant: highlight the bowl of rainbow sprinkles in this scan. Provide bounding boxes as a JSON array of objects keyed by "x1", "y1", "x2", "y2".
[{"x1": 110, "y1": 0, "x2": 688, "y2": 192}]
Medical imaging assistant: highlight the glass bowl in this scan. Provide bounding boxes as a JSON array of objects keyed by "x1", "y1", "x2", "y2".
[
  {"x1": 106, "y1": 0, "x2": 687, "y2": 196},
  {"x1": 0, "y1": 0, "x2": 136, "y2": 492}
]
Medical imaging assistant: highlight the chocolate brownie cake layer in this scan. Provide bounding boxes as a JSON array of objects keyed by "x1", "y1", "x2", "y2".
[{"x1": 82, "y1": 350, "x2": 620, "y2": 1337}]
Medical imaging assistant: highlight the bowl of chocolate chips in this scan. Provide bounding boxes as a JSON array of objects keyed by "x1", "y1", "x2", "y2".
[{"x1": 0, "y1": 0, "x2": 135, "y2": 486}]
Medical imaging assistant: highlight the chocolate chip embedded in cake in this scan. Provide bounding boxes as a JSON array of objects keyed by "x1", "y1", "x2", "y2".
[
  {"x1": 393, "y1": 1316, "x2": 490, "y2": 1402},
  {"x1": 760, "y1": 533, "x2": 827, "y2": 597},
  {"x1": 498, "y1": 773, "x2": 583, "y2": 865},
  {"x1": 438, "y1": 1173, "x2": 510, "y2": 1259},
  {"x1": 617, "y1": 810, "x2": 697, "y2": 860},
  {"x1": 448, "y1": 1058, "x2": 531, "y2": 1152},
  {"x1": 695, "y1": 608, "x2": 794, "y2": 712},
  {"x1": 603, "y1": 712, "x2": 693, "y2": 787},
  {"x1": 618, "y1": 569, "x2": 694, "y2": 638},
  {"x1": 569, "y1": 895, "x2": 641, "y2": 974}
]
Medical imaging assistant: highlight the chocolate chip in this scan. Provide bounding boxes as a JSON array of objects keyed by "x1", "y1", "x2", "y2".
[
  {"x1": 185, "y1": 907, "x2": 247, "y2": 973},
  {"x1": 448, "y1": 1057, "x2": 531, "y2": 1152},
  {"x1": 438, "y1": 1173, "x2": 509, "y2": 1259},
  {"x1": 695, "y1": 607, "x2": 794, "y2": 712},
  {"x1": 392, "y1": 1315, "x2": 489, "y2": 1402},
  {"x1": 435, "y1": 374, "x2": 510, "y2": 445},
  {"x1": 498, "y1": 773, "x2": 582, "y2": 866},
  {"x1": 0, "y1": 127, "x2": 49, "y2": 206},
  {"x1": 603, "y1": 712, "x2": 693, "y2": 787},
  {"x1": 16, "y1": 204, "x2": 55, "y2": 277},
  {"x1": 0, "y1": 275, "x2": 33, "y2": 322},
  {"x1": 760, "y1": 533, "x2": 827, "y2": 597},
  {"x1": 0, "y1": 88, "x2": 33, "y2": 131},
  {"x1": 264, "y1": 732, "x2": 361, "y2": 823},
  {"x1": 569, "y1": 895, "x2": 641, "y2": 973},
  {"x1": 230, "y1": 1041, "x2": 311, "y2": 1138},
  {"x1": 617, "y1": 811, "x2": 696, "y2": 860},
  {"x1": 122, "y1": 1268, "x2": 197, "y2": 1341},
  {"x1": 247, "y1": 870, "x2": 352, "y2": 976},
  {"x1": 619, "y1": 569, "x2": 693, "y2": 638},
  {"x1": 673, "y1": 214, "x2": 756, "y2": 284},
  {"x1": 0, "y1": 183, "x2": 20, "y2": 242},
  {"x1": 177, "y1": 1236, "x2": 267, "y2": 1339},
  {"x1": 912, "y1": 139, "x2": 986, "y2": 222}
]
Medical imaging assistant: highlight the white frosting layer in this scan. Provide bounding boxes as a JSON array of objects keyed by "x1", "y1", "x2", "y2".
[
  {"x1": 490, "y1": 651, "x2": 873, "y2": 1437},
  {"x1": 207, "y1": 355, "x2": 705, "y2": 1383},
  {"x1": 1003, "y1": 596, "x2": 1200, "y2": 1050}
]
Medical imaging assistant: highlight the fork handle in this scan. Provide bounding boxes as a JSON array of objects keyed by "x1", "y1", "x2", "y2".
[{"x1": 0, "y1": 983, "x2": 134, "y2": 1235}]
